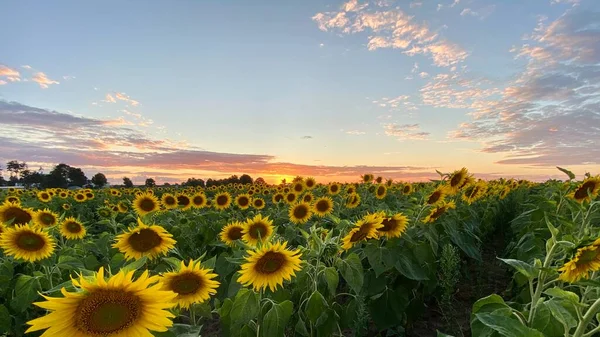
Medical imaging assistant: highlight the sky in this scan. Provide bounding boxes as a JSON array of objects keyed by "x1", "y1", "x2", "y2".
[{"x1": 1, "y1": 0, "x2": 599, "y2": 184}]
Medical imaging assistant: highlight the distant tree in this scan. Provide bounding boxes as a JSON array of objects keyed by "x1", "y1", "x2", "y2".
[
  {"x1": 164, "y1": 182, "x2": 171, "y2": 187},
  {"x1": 6, "y1": 160, "x2": 27, "y2": 178},
  {"x1": 255, "y1": 177, "x2": 266, "y2": 185},
  {"x1": 183, "y1": 178, "x2": 205, "y2": 187},
  {"x1": 205, "y1": 178, "x2": 215, "y2": 188},
  {"x1": 145, "y1": 178, "x2": 156, "y2": 187},
  {"x1": 68, "y1": 167, "x2": 88, "y2": 187},
  {"x1": 0, "y1": 175, "x2": 5, "y2": 186},
  {"x1": 123, "y1": 177, "x2": 134, "y2": 188},
  {"x1": 21, "y1": 170, "x2": 44, "y2": 187},
  {"x1": 91, "y1": 173, "x2": 108, "y2": 188},
  {"x1": 240, "y1": 174, "x2": 253, "y2": 185},
  {"x1": 43, "y1": 166, "x2": 69, "y2": 188}
]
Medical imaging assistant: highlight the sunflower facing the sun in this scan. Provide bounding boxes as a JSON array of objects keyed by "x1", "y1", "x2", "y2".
[
  {"x1": 0, "y1": 223, "x2": 55, "y2": 262},
  {"x1": 161, "y1": 193, "x2": 178, "y2": 209},
  {"x1": 377, "y1": 212, "x2": 409, "y2": 239},
  {"x1": 26, "y1": 267, "x2": 177, "y2": 337},
  {"x1": 313, "y1": 196, "x2": 334, "y2": 217},
  {"x1": 132, "y1": 192, "x2": 160, "y2": 216},
  {"x1": 289, "y1": 202, "x2": 313, "y2": 224},
  {"x1": 341, "y1": 217, "x2": 383, "y2": 250},
  {"x1": 213, "y1": 192, "x2": 232, "y2": 210},
  {"x1": 242, "y1": 214, "x2": 274, "y2": 246},
  {"x1": 220, "y1": 221, "x2": 245, "y2": 246},
  {"x1": 0, "y1": 201, "x2": 34, "y2": 226},
  {"x1": 33, "y1": 209, "x2": 59, "y2": 228},
  {"x1": 160, "y1": 259, "x2": 220, "y2": 309},
  {"x1": 558, "y1": 238, "x2": 600, "y2": 283},
  {"x1": 60, "y1": 216, "x2": 87, "y2": 240},
  {"x1": 237, "y1": 241, "x2": 303, "y2": 292},
  {"x1": 113, "y1": 218, "x2": 177, "y2": 260}
]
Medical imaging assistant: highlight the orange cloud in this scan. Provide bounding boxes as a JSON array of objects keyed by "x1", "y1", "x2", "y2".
[{"x1": 31, "y1": 72, "x2": 59, "y2": 89}]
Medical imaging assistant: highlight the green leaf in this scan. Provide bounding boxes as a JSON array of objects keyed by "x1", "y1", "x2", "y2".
[
  {"x1": 368, "y1": 288, "x2": 409, "y2": 329},
  {"x1": 230, "y1": 289, "x2": 259, "y2": 326},
  {"x1": 83, "y1": 254, "x2": 100, "y2": 270},
  {"x1": 322, "y1": 267, "x2": 339, "y2": 296},
  {"x1": 11, "y1": 274, "x2": 41, "y2": 312},
  {"x1": 364, "y1": 244, "x2": 394, "y2": 277},
  {"x1": 472, "y1": 294, "x2": 509, "y2": 314},
  {"x1": 336, "y1": 253, "x2": 364, "y2": 293},
  {"x1": 497, "y1": 258, "x2": 536, "y2": 279},
  {"x1": 162, "y1": 256, "x2": 182, "y2": 269},
  {"x1": 155, "y1": 324, "x2": 203, "y2": 337},
  {"x1": 394, "y1": 251, "x2": 428, "y2": 281},
  {"x1": 295, "y1": 317, "x2": 310, "y2": 336},
  {"x1": 0, "y1": 260, "x2": 14, "y2": 293},
  {"x1": 120, "y1": 256, "x2": 148, "y2": 273},
  {"x1": 0, "y1": 305, "x2": 11, "y2": 334},
  {"x1": 437, "y1": 332, "x2": 455, "y2": 337},
  {"x1": 544, "y1": 214, "x2": 560, "y2": 239},
  {"x1": 261, "y1": 301, "x2": 293, "y2": 337},
  {"x1": 109, "y1": 252, "x2": 126, "y2": 271},
  {"x1": 546, "y1": 300, "x2": 577, "y2": 329},
  {"x1": 203, "y1": 255, "x2": 217, "y2": 270},
  {"x1": 544, "y1": 287, "x2": 580, "y2": 305},
  {"x1": 306, "y1": 290, "x2": 327, "y2": 324},
  {"x1": 57, "y1": 255, "x2": 85, "y2": 270},
  {"x1": 556, "y1": 166, "x2": 575, "y2": 180},
  {"x1": 532, "y1": 302, "x2": 565, "y2": 337},
  {"x1": 475, "y1": 313, "x2": 544, "y2": 337},
  {"x1": 315, "y1": 308, "x2": 338, "y2": 337}
]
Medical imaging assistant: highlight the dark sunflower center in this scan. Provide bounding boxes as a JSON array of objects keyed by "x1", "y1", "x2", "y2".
[
  {"x1": 165, "y1": 196, "x2": 176, "y2": 205},
  {"x1": 127, "y1": 228, "x2": 162, "y2": 252},
  {"x1": 255, "y1": 252, "x2": 285, "y2": 274},
  {"x1": 192, "y1": 196, "x2": 204, "y2": 205},
  {"x1": 469, "y1": 187, "x2": 481, "y2": 198},
  {"x1": 66, "y1": 221, "x2": 82, "y2": 233},
  {"x1": 139, "y1": 198, "x2": 156, "y2": 212},
  {"x1": 294, "y1": 184, "x2": 303, "y2": 192},
  {"x1": 286, "y1": 194, "x2": 296, "y2": 202},
  {"x1": 16, "y1": 232, "x2": 45, "y2": 251},
  {"x1": 377, "y1": 186, "x2": 385, "y2": 196},
  {"x1": 177, "y1": 196, "x2": 190, "y2": 206},
  {"x1": 574, "y1": 181, "x2": 598, "y2": 200},
  {"x1": 4, "y1": 207, "x2": 32, "y2": 225},
  {"x1": 403, "y1": 186, "x2": 410, "y2": 193},
  {"x1": 303, "y1": 195, "x2": 312, "y2": 202},
  {"x1": 41, "y1": 193, "x2": 49, "y2": 200},
  {"x1": 76, "y1": 290, "x2": 141, "y2": 334},
  {"x1": 350, "y1": 229, "x2": 369, "y2": 242},
  {"x1": 86, "y1": 193, "x2": 93, "y2": 198},
  {"x1": 316, "y1": 200, "x2": 330, "y2": 212},
  {"x1": 450, "y1": 174, "x2": 463, "y2": 187},
  {"x1": 274, "y1": 194, "x2": 283, "y2": 202},
  {"x1": 306, "y1": 180, "x2": 314, "y2": 187},
  {"x1": 430, "y1": 206, "x2": 447, "y2": 220},
  {"x1": 39, "y1": 213, "x2": 55, "y2": 226},
  {"x1": 227, "y1": 226, "x2": 243, "y2": 240},
  {"x1": 216, "y1": 195, "x2": 228, "y2": 206},
  {"x1": 427, "y1": 191, "x2": 441, "y2": 204},
  {"x1": 249, "y1": 223, "x2": 268, "y2": 239},
  {"x1": 380, "y1": 218, "x2": 396, "y2": 232},
  {"x1": 238, "y1": 197, "x2": 249, "y2": 206},
  {"x1": 170, "y1": 273, "x2": 202, "y2": 295},
  {"x1": 293, "y1": 205, "x2": 309, "y2": 219},
  {"x1": 330, "y1": 185, "x2": 339, "y2": 193},
  {"x1": 254, "y1": 199, "x2": 264, "y2": 207}
]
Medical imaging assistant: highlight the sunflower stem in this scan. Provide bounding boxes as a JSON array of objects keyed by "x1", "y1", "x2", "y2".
[
  {"x1": 574, "y1": 296, "x2": 600, "y2": 337},
  {"x1": 528, "y1": 241, "x2": 558, "y2": 325},
  {"x1": 190, "y1": 306, "x2": 196, "y2": 326}
]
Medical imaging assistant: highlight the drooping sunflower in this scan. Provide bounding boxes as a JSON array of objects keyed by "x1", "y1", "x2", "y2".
[
  {"x1": 558, "y1": 239, "x2": 600, "y2": 283},
  {"x1": 447, "y1": 167, "x2": 469, "y2": 194},
  {"x1": 0, "y1": 224, "x2": 55, "y2": 262},
  {"x1": 235, "y1": 194, "x2": 252, "y2": 210},
  {"x1": 220, "y1": 221, "x2": 245, "y2": 246},
  {"x1": 362, "y1": 173, "x2": 374, "y2": 183},
  {"x1": 375, "y1": 176, "x2": 383, "y2": 184},
  {"x1": 462, "y1": 181, "x2": 488, "y2": 205},
  {"x1": 161, "y1": 193, "x2": 178, "y2": 209},
  {"x1": 328, "y1": 183, "x2": 341, "y2": 195},
  {"x1": 0, "y1": 201, "x2": 33, "y2": 225},
  {"x1": 191, "y1": 193, "x2": 207, "y2": 208},
  {"x1": 313, "y1": 196, "x2": 333, "y2": 217},
  {"x1": 213, "y1": 192, "x2": 232, "y2": 210},
  {"x1": 237, "y1": 241, "x2": 303, "y2": 292},
  {"x1": 113, "y1": 218, "x2": 177, "y2": 260},
  {"x1": 97, "y1": 206, "x2": 114, "y2": 219},
  {"x1": 252, "y1": 197, "x2": 265, "y2": 210},
  {"x1": 346, "y1": 193, "x2": 361, "y2": 209},
  {"x1": 73, "y1": 192, "x2": 87, "y2": 203},
  {"x1": 26, "y1": 267, "x2": 177, "y2": 337},
  {"x1": 37, "y1": 191, "x2": 52, "y2": 203},
  {"x1": 305, "y1": 177, "x2": 317, "y2": 190},
  {"x1": 289, "y1": 202, "x2": 313, "y2": 224},
  {"x1": 272, "y1": 193, "x2": 284, "y2": 204},
  {"x1": 117, "y1": 202, "x2": 129, "y2": 213},
  {"x1": 386, "y1": 179, "x2": 394, "y2": 187},
  {"x1": 33, "y1": 209, "x2": 59, "y2": 228},
  {"x1": 341, "y1": 218, "x2": 383, "y2": 250},
  {"x1": 375, "y1": 184, "x2": 387, "y2": 199},
  {"x1": 569, "y1": 176, "x2": 600, "y2": 203},
  {"x1": 498, "y1": 185, "x2": 511, "y2": 200},
  {"x1": 133, "y1": 192, "x2": 160, "y2": 216},
  {"x1": 242, "y1": 214, "x2": 274, "y2": 246},
  {"x1": 423, "y1": 201, "x2": 456, "y2": 223},
  {"x1": 302, "y1": 192, "x2": 314, "y2": 203},
  {"x1": 402, "y1": 184, "x2": 413, "y2": 195},
  {"x1": 60, "y1": 217, "x2": 87, "y2": 240},
  {"x1": 377, "y1": 213, "x2": 409, "y2": 239},
  {"x1": 160, "y1": 260, "x2": 220, "y2": 309},
  {"x1": 285, "y1": 192, "x2": 298, "y2": 204},
  {"x1": 426, "y1": 185, "x2": 448, "y2": 205}
]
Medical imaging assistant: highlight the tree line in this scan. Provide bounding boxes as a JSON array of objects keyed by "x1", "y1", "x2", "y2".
[{"x1": 0, "y1": 160, "x2": 261, "y2": 188}]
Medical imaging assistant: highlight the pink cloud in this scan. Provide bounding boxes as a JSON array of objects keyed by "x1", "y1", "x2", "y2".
[
  {"x1": 31, "y1": 72, "x2": 59, "y2": 89},
  {"x1": 115, "y1": 92, "x2": 140, "y2": 106}
]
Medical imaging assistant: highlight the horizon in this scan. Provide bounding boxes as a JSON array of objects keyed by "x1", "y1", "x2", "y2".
[{"x1": 1, "y1": 0, "x2": 598, "y2": 184}]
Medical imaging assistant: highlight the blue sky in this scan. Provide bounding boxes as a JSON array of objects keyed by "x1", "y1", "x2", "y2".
[{"x1": 1, "y1": 0, "x2": 598, "y2": 183}]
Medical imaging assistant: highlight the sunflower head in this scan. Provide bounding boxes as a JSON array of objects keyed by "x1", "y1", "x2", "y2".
[
  {"x1": 237, "y1": 241, "x2": 303, "y2": 292},
  {"x1": 341, "y1": 218, "x2": 382, "y2": 250},
  {"x1": 289, "y1": 202, "x2": 313, "y2": 224},
  {"x1": 305, "y1": 177, "x2": 317, "y2": 189},
  {"x1": 0, "y1": 201, "x2": 34, "y2": 226},
  {"x1": 27, "y1": 267, "x2": 177, "y2": 336},
  {"x1": 62, "y1": 203, "x2": 71, "y2": 211},
  {"x1": 402, "y1": 184, "x2": 413, "y2": 195},
  {"x1": 214, "y1": 192, "x2": 232, "y2": 210},
  {"x1": 133, "y1": 192, "x2": 160, "y2": 216},
  {"x1": 252, "y1": 198, "x2": 265, "y2": 210},
  {"x1": 426, "y1": 186, "x2": 448, "y2": 205},
  {"x1": 242, "y1": 214, "x2": 274, "y2": 246},
  {"x1": 448, "y1": 167, "x2": 469, "y2": 193},
  {"x1": 569, "y1": 176, "x2": 600, "y2": 203},
  {"x1": 362, "y1": 174, "x2": 374, "y2": 183},
  {"x1": 191, "y1": 193, "x2": 207, "y2": 208},
  {"x1": 5, "y1": 195, "x2": 20, "y2": 204},
  {"x1": 113, "y1": 218, "x2": 177, "y2": 260},
  {"x1": 60, "y1": 217, "x2": 87, "y2": 240},
  {"x1": 176, "y1": 194, "x2": 192, "y2": 210},
  {"x1": 462, "y1": 181, "x2": 488, "y2": 205},
  {"x1": 558, "y1": 241, "x2": 600, "y2": 283},
  {"x1": 273, "y1": 193, "x2": 284, "y2": 203},
  {"x1": 328, "y1": 183, "x2": 341, "y2": 195},
  {"x1": 345, "y1": 193, "x2": 361, "y2": 209},
  {"x1": 285, "y1": 192, "x2": 297, "y2": 204},
  {"x1": 0, "y1": 223, "x2": 55, "y2": 261},
  {"x1": 73, "y1": 192, "x2": 87, "y2": 202},
  {"x1": 37, "y1": 191, "x2": 52, "y2": 202},
  {"x1": 235, "y1": 194, "x2": 251, "y2": 209},
  {"x1": 160, "y1": 260, "x2": 220, "y2": 309},
  {"x1": 313, "y1": 197, "x2": 333, "y2": 216},
  {"x1": 220, "y1": 221, "x2": 245, "y2": 246},
  {"x1": 33, "y1": 209, "x2": 59, "y2": 228},
  {"x1": 118, "y1": 202, "x2": 129, "y2": 213},
  {"x1": 97, "y1": 206, "x2": 114, "y2": 219},
  {"x1": 423, "y1": 201, "x2": 456, "y2": 223},
  {"x1": 302, "y1": 193, "x2": 314, "y2": 203},
  {"x1": 378, "y1": 213, "x2": 409, "y2": 238},
  {"x1": 375, "y1": 184, "x2": 387, "y2": 199},
  {"x1": 161, "y1": 193, "x2": 178, "y2": 209}
]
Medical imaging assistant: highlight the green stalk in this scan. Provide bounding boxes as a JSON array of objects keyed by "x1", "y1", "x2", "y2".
[
  {"x1": 528, "y1": 242, "x2": 558, "y2": 324},
  {"x1": 573, "y1": 297, "x2": 600, "y2": 337}
]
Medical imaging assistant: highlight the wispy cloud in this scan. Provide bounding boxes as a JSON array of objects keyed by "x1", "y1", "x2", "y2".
[
  {"x1": 31, "y1": 72, "x2": 59, "y2": 89},
  {"x1": 460, "y1": 5, "x2": 496, "y2": 20},
  {"x1": 312, "y1": 0, "x2": 468, "y2": 67},
  {"x1": 301, "y1": 135, "x2": 313, "y2": 139},
  {"x1": 345, "y1": 130, "x2": 366, "y2": 135},
  {"x1": 115, "y1": 92, "x2": 140, "y2": 106},
  {"x1": 383, "y1": 123, "x2": 429, "y2": 140},
  {"x1": 0, "y1": 65, "x2": 21, "y2": 82}
]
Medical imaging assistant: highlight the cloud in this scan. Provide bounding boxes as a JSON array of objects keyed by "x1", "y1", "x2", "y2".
[
  {"x1": 0, "y1": 65, "x2": 21, "y2": 82},
  {"x1": 460, "y1": 5, "x2": 495, "y2": 19},
  {"x1": 312, "y1": 0, "x2": 468, "y2": 67},
  {"x1": 21, "y1": 65, "x2": 32, "y2": 70},
  {"x1": 451, "y1": 8, "x2": 600, "y2": 166},
  {"x1": 345, "y1": 130, "x2": 366, "y2": 135},
  {"x1": 301, "y1": 135, "x2": 313, "y2": 139},
  {"x1": 460, "y1": 8, "x2": 477, "y2": 16},
  {"x1": 104, "y1": 94, "x2": 117, "y2": 103},
  {"x1": 31, "y1": 72, "x2": 59, "y2": 89},
  {"x1": 0, "y1": 80, "x2": 6, "y2": 85},
  {"x1": 115, "y1": 92, "x2": 140, "y2": 106},
  {"x1": 383, "y1": 123, "x2": 429, "y2": 140},
  {"x1": 62, "y1": 75, "x2": 75, "y2": 80}
]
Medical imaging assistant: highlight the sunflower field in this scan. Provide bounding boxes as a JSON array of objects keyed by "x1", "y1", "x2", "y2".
[{"x1": 0, "y1": 168, "x2": 599, "y2": 337}]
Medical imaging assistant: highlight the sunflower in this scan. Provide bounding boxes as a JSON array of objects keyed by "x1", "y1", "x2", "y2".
[
  {"x1": 62, "y1": 203, "x2": 71, "y2": 211},
  {"x1": 378, "y1": 213, "x2": 408, "y2": 239},
  {"x1": 160, "y1": 260, "x2": 220, "y2": 309},
  {"x1": 60, "y1": 217, "x2": 87, "y2": 240},
  {"x1": 447, "y1": 167, "x2": 469, "y2": 194},
  {"x1": 117, "y1": 202, "x2": 129, "y2": 213},
  {"x1": 341, "y1": 218, "x2": 383, "y2": 250},
  {"x1": 302, "y1": 193, "x2": 314, "y2": 203},
  {"x1": 289, "y1": 202, "x2": 313, "y2": 224},
  {"x1": 499, "y1": 186, "x2": 511, "y2": 200},
  {"x1": 346, "y1": 185, "x2": 356, "y2": 194},
  {"x1": 346, "y1": 193, "x2": 361, "y2": 209},
  {"x1": 569, "y1": 176, "x2": 600, "y2": 203},
  {"x1": 362, "y1": 174, "x2": 374, "y2": 183},
  {"x1": 26, "y1": 267, "x2": 177, "y2": 337},
  {"x1": 242, "y1": 214, "x2": 274, "y2": 246},
  {"x1": 252, "y1": 197, "x2": 265, "y2": 210},
  {"x1": 98, "y1": 206, "x2": 114, "y2": 219},
  {"x1": 0, "y1": 201, "x2": 33, "y2": 225},
  {"x1": 58, "y1": 191, "x2": 69, "y2": 198},
  {"x1": 37, "y1": 191, "x2": 52, "y2": 203},
  {"x1": 386, "y1": 179, "x2": 393, "y2": 187},
  {"x1": 313, "y1": 197, "x2": 333, "y2": 217},
  {"x1": 73, "y1": 192, "x2": 87, "y2": 203},
  {"x1": 273, "y1": 193, "x2": 284, "y2": 203},
  {"x1": 85, "y1": 192, "x2": 95, "y2": 200},
  {"x1": 375, "y1": 184, "x2": 387, "y2": 199},
  {"x1": 328, "y1": 183, "x2": 341, "y2": 195},
  {"x1": 191, "y1": 193, "x2": 207, "y2": 208},
  {"x1": 213, "y1": 192, "x2": 232, "y2": 210},
  {"x1": 113, "y1": 218, "x2": 177, "y2": 260},
  {"x1": 235, "y1": 194, "x2": 251, "y2": 210},
  {"x1": 161, "y1": 193, "x2": 178, "y2": 209},
  {"x1": 5, "y1": 195, "x2": 20, "y2": 204},
  {"x1": 285, "y1": 192, "x2": 298, "y2": 204},
  {"x1": 462, "y1": 181, "x2": 487, "y2": 205},
  {"x1": 402, "y1": 184, "x2": 413, "y2": 195},
  {"x1": 423, "y1": 201, "x2": 456, "y2": 223},
  {"x1": 0, "y1": 224, "x2": 55, "y2": 262},
  {"x1": 132, "y1": 192, "x2": 160, "y2": 216},
  {"x1": 291, "y1": 181, "x2": 305, "y2": 194},
  {"x1": 305, "y1": 177, "x2": 317, "y2": 190},
  {"x1": 237, "y1": 241, "x2": 303, "y2": 292},
  {"x1": 220, "y1": 221, "x2": 245, "y2": 246},
  {"x1": 33, "y1": 209, "x2": 59, "y2": 228},
  {"x1": 558, "y1": 239, "x2": 600, "y2": 283},
  {"x1": 426, "y1": 186, "x2": 448, "y2": 205}
]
